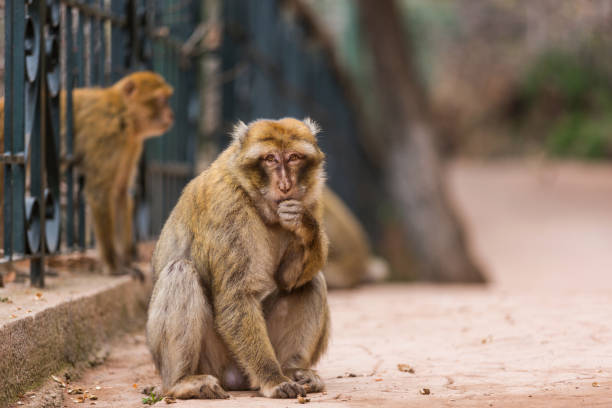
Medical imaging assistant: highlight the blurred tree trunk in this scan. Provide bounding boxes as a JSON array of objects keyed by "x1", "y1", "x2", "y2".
[{"x1": 358, "y1": 0, "x2": 485, "y2": 282}]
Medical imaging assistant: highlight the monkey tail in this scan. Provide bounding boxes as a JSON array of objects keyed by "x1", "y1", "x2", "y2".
[
  {"x1": 363, "y1": 256, "x2": 389, "y2": 284},
  {"x1": 146, "y1": 259, "x2": 208, "y2": 392}
]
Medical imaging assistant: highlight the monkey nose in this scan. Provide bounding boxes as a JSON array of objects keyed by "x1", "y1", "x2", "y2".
[{"x1": 278, "y1": 182, "x2": 291, "y2": 194}]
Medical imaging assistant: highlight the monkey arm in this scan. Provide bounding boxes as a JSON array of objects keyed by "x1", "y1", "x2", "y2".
[
  {"x1": 293, "y1": 210, "x2": 328, "y2": 288},
  {"x1": 213, "y1": 289, "x2": 287, "y2": 389}
]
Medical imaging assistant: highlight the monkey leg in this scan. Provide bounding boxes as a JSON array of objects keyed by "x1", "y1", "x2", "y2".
[
  {"x1": 115, "y1": 190, "x2": 138, "y2": 262},
  {"x1": 88, "y1": 197, "x2": 118, "y2": 273},
  {"x1": 146, "y1": 259, "x2": 229, "y2": 399},
  {"x1": 264, "y1": 271, "x2": 330, "y2": 393}
]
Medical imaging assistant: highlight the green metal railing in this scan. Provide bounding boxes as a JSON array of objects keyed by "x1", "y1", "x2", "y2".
[{"x1": 1, "y1": 0, "x2": 198, "y2": 287}]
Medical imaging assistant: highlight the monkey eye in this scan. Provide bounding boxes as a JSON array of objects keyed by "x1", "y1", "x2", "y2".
[
  {"x1": 287, "y1": 153, "x2": 303, "y2": 162},
  {"x1": 263, "y1": 154, "x2": 277, "y2": 163}
]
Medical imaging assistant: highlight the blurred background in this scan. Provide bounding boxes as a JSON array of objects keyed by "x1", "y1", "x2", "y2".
[
  {"x1": 2, "y1": 0, "x2": 612, "y2": 288},
  {"x1": 201, "y1": 0, "x2": 612, "y2": 287}
]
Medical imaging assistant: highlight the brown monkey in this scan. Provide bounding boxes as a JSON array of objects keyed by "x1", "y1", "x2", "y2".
[
  {"x1": 0, "y1": 72, "x2": 174, "y2": 276},
  {"x1": 147, "y1": 118, "x2": 329, "y2": 399},
  {"x1": 68, "y1": 72, "x2": 173, "y2": 276},
  {"x1": 322, "y1": 186, "x2": 388, "y2": 288}
]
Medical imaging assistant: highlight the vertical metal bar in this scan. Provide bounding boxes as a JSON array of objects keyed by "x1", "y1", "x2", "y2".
[
  {"x1": 88, "y1": 0, "x2": 98, "y2": 85},
  {"x1": 31, "y1": 0, "x2": 48, "y2": 288},
  {"x1": 98, "y1": 0, "x2": 107, "y2": 85},
  {"x1": 11, "y1": 2, "x2": 26, "y2": 258},
  {"x1": 3, "y1": 0, "x2": 15, "y2": 257},
  {"x1": 76, "y1": 6, "x2": 86, "y2": 249},
  {"x1": 110, "y1": 0, "x2": 126, "y2": 82},
  {"x1": 77, "y1": 174, "x2": 86, "y2": 249},
  {"x1": 65, "y1": 5, "x2": 75, "y2": 248}
]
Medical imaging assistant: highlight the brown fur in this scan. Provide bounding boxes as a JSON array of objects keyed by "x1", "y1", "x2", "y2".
[
  {"x1": 322, "y1": 186, "x2": 388, "y2": 288},
  {"x1": 0, "y1": 72, "x2": 174, "y2": 277},
  {"x1": 147, "y1": 118, "x2": 330, "y2": 399}
]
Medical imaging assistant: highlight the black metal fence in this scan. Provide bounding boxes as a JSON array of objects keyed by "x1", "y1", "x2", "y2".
[{"x1": 1, "y1": 0, "x2": 198, "y2": 287}]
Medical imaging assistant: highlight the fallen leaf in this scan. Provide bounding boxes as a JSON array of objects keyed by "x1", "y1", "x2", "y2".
[
  {"x1": 133, "y1": 383, "x2": 138, "y2": 389},
  {"x1": 592, "y1": 382, "x2": 600, "y2": 387},
  {"x1": 10, "y1": 314, "x2": 17, "y2": 318},
  {"x1": 297, "y1": 395, "x2": 311, "y2": 404},
  {"x1": 419, "y1": 388, "x2": 431, "y2": 395},
  {"x1": 89, "y1": 395, "x2": 98, "y2": 400},
  {"x1": 164, "y1": 396, "x2": 176, "y2": 404},
  {"x1": 68, "y1": 387, "x2": 84, "y2": 395},
  {"x1": 398, "y1": 364, "x2": 415, "y2": 374},
  {"x1": 35, "y1": 292, "x2": 43, "y2": 299},
  {"x1": 51, "y1": 375, "x2": 66, "y2": 388},
  {"x1": 375, "y1": 378, "x2": 383, "y2": 382}
]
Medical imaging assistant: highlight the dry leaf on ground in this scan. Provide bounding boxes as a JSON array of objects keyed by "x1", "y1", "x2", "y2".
[{"x1": 398, "y1": 364, "x2": 415, "y2": 374}]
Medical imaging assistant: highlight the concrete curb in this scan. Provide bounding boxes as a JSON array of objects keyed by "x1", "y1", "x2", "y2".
[{"x1": 0, "y1": 275, "x2": 151, "y2": 406}]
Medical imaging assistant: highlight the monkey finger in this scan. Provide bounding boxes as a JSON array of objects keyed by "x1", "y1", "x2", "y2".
[
  {"x1": 279, "y1": 212, "x2": 300, "y2": 220},
  {"x1": 279, "y1": 201, "x2": 303, "y2": 210},
  {"x1": 279, "y1": 199, "x2": 302, "y2": 206},
  {"x1": 278, "y1": 202, "x2": 303, "y2": 212},
  {"x1": 211, "y1": 383, "x2": 230, "y2": 399},
  {"x1": 279, "y1": 207, "x2": 302, "y2": 214},
  {"x1": 279, "y1": 382, "x2": 306, "y2": 398}
]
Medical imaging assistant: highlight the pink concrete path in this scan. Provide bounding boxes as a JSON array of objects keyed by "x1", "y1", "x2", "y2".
[{"x1": 30, "y1": 160, "x2": 612, "y2": 407}]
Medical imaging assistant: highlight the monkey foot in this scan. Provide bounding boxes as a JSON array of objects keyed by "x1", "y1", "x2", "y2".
[
  {"x1": 110, "y1": 265, "x2": 145, "y2": 282},
  {"x1": 167, "y1": 375, "x2": 229, "y2": 399},
  {"x1": 285, "y1": 368, "x2": 325, "y2": 393},
  {"x1": 260, "y1": 377, "x2": 307, "y2": 398}
]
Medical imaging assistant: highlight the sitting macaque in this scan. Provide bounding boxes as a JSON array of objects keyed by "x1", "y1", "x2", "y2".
[
  {"x1": 147, "y1": 118, "x2": 330, "y2": 399},
  {"x1": 322, "y1": 186, "x2": 388, "y2": 288},
  {"x1": 0, "y1": 72, "x2": 174, "y2": 277}
]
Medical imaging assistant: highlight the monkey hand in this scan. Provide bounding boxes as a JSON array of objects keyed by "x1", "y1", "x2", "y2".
[
  {"x1": 278, "y1": 200, "x2": 305, "y2": 232},
  {"x1": 260, "y1": 376, "x2": 307, "y2": 399}
]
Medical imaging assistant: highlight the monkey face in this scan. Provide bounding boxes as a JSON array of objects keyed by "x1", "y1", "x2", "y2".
[
  {"x1": 260, "y1": 150, "x2": 307, "y2": 202},
  {"x1": 236, "y1": 118, "x2": 325, "y2": 209},
  {"x1": 117, "y1": 71, "x2": 175, "y2": 139}
]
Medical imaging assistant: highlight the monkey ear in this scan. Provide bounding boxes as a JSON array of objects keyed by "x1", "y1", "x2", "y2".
[
  {"x1": 231, "y1": 120, "x2": 248, "y2": 143},
  {"x1": 122, "y1": 80, "x2": 136, "y2": 97},
  {"x1": 303, "y1": 117, "x2": 321, "y2": 136}
]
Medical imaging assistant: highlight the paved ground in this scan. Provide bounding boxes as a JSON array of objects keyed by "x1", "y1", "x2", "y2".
[{"x1": 15, "y1": 159, "x2": 612, "y2": 407}]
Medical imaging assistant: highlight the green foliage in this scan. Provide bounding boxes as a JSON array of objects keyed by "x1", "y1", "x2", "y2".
[
  {"x1": 142, "y1": 393, "x2": 163, "y2": 405},
  {"x1": 518, "y1": 50, "x2": 612, "y2": 159}
]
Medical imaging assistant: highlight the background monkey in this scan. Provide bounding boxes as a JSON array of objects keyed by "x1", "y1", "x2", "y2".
[
  {"x1": 147, "y1": 118, "x2": 329, "y2": 399},
  {"x1": 0, "y1": 71, "x2": 174, "y2": 277},
  {"x1": 322, "y1": 186, "x2": 389, "y2": 288}
]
